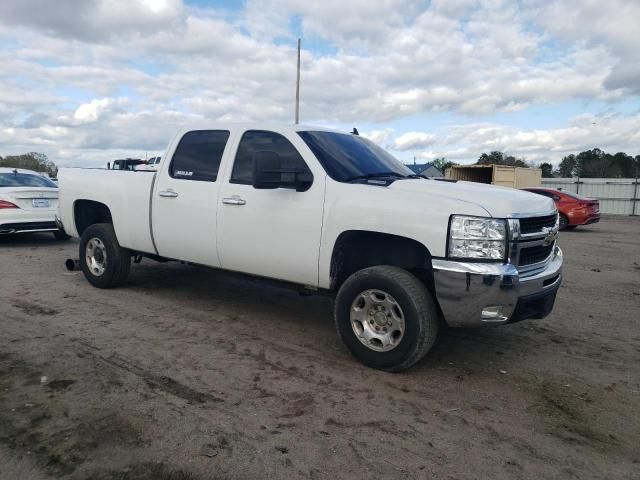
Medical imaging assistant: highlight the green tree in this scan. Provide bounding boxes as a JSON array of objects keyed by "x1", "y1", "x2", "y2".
[
  {"x1": 431, "y1": 157, "x2": 455, "y2": 173},
  {"x1": 557, "y1": 154, "x2": 577, "y2": 177},
  {"x1": 476, "y1": 151, "x2": 527, "y2": 167},
  {"x1": 539, "y1": 162, "x2": 554, "y2": 178},
  {"x1": 575, "y1": 148, "x2": 612, "y2": 178},
  {"x1": 611, "y1": 152, "x2": 636, "y2": 178},
  {"x1": 0, "y1": 152, "x2": 57, "y2": 177}
]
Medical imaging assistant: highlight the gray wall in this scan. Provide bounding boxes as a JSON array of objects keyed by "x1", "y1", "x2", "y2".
[{"x1": 541, "y1": 178, "x2": 640, "y2": 215}]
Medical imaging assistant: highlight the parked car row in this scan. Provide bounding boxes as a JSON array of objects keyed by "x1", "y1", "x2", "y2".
[{"x1": 3, "y1": 130, "x2": 607, "y2": 371}]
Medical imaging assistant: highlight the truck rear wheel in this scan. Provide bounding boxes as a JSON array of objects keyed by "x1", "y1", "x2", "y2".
[
  {"x1": 79, "y1": 223, "x2": 131, "y2": 289},
  {"x1": 334, "y1": 266, "x2": 439, "y2": 372}
]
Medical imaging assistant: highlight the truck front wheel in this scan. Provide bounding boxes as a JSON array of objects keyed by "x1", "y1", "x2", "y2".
[
  {"x1": 334, "y1": 266, "x2": 439, "y2": 372},
  {"x1": 79, "y1": 223, "x2": 131, "y2": 289}
]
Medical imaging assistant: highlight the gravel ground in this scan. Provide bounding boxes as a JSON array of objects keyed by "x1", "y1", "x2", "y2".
[{"x1": 0, "y1": 215, "x2": 639, "y2": 480}]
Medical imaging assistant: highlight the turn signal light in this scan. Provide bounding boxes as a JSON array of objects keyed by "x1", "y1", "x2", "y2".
[{"x1": 0, "y1": 200, "x2": 19, "y2": 209}]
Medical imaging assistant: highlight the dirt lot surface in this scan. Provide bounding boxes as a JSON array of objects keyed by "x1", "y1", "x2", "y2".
[{"x1": 1, "y1": 215, "x2": 639, "y2": 480}]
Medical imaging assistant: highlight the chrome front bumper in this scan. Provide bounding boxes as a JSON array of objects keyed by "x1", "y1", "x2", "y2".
[{"x1": 432, "y1": 246, "x2": 563, "y2": 327}]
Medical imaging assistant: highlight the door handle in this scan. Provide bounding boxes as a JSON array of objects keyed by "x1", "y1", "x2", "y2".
[
  {"x1": 222, "y1": 196, "x2": 246, "y2": 206},
  {"x1": 159, "y1": 190, "x2": 179, "y2": 198}
]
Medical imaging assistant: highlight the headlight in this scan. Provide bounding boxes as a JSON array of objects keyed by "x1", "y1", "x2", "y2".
[{"x1": 448, "y1": 215, "x2": 507, "y2": 260}]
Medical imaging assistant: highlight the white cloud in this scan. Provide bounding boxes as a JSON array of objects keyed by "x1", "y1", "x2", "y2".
[
  {"x1": 362, "y1": 128, "x2": 394, "y2": 145},
  {"x1": 393, "y1": 132, "x2": 437, "y2": 151},
  {"x1": 402, "y1": 112, "x2": 640, "y2": 165},
  {"x1": 0, "y1": 0, "x2": 638, "y2": 166},
  {"x1": 0, "y1": 0, "x2": 184, "y2": 41},
  {"x1": 74, "y1": 98, "x2": 113, "y2": 123}
]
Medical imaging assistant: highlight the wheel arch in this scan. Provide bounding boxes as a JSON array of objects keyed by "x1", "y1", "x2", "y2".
[
  {"x1": 73, "y1": 199, "x2": 113, "y2": 237},
  {"x1": 329, "y1": 230, "x2": 437, "y2": 297}
]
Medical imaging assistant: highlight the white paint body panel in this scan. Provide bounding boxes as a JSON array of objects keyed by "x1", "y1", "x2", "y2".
[
  {"x1": 58, "y1": 169, "x2": 156, "y2": 253},
  {"x1": 216, "y1": 128, "x2": 326, "y2": 286},
  {"x1": 151, "y1": 132, "x2": 227, "y2": 266},
  {"x1": 57, "y1": 123, "x2": 555, "y2": 289}
]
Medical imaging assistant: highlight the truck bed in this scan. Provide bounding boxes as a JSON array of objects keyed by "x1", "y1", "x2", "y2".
[{"x1": 58, "y1": 168, "x2": 157, "y2": 254}]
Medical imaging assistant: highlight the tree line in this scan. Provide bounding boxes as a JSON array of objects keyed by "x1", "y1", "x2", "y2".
[
  {"x1": 546, "y1": 149, "x2": 640, "y2": 178},
  {"x1": 431, "y1": 149, "x2": 640, "y2": 178},
  {"x1": 0, "y1": 152, "x2": 58, "y2": 177}
]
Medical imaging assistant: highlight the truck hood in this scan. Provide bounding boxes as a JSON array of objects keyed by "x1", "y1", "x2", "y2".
[{"x1": 388, "y1": 179, "x2": 556, "y2": 218}]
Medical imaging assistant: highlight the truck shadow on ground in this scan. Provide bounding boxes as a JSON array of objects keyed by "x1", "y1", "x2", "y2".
[{"x1": 121, "y1": 259, "x2": 540, "y2": 374}]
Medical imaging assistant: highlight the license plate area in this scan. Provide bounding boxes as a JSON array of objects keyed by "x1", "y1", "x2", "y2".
[{"x1": 32, "y1": 198, "x2": 51, "y2": 208}]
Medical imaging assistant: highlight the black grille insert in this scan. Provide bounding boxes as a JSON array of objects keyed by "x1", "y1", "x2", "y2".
[
  {"x1": 519, "y1": 214, "x2": 557, "y2": 235},
  {"x1": 519, "y1": 243, "x2": 554, "y2": 266}
]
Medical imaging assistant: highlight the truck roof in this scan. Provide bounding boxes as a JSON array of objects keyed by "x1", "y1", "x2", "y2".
[{"x1": 172, "y1": 123, "x2": 347, "y2": 137}]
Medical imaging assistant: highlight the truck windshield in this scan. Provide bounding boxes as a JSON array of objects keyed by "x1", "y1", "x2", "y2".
[
  {"x1": 0, "y1": 173, "x2": 57, "y2": 188},
  {"x1": 298, "y1": 131, "x2": 414, "y2": 182}
]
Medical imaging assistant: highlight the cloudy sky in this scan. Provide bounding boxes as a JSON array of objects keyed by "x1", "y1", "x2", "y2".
[{"x1": 1, "y1": 0, "x2": 639, "y2": 167}]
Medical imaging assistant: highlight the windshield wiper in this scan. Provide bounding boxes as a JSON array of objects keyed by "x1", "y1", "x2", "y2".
[
  {"x1": 406, "y1": 174, "x2": 428, "y2": 179},
  {"x1": 345, "y1": 172, "x2": 407, "y2": 182}
]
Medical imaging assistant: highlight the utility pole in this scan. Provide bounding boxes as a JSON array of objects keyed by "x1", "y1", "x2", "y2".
[{"x1": 295, "y1": 38, "x2": 301, "y2": 124}]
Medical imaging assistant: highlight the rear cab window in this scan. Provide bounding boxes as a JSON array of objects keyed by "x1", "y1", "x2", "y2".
[{"x1": 170, "y1": 130, "x2": 230, "y2": 182}]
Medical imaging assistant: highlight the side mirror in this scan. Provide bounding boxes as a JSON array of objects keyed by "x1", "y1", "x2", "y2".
[
  {"x1": 253, "y1": 151, "x2": 312, "y2": 191},
  {"x1": 253, "y1": 151, "x2": 283, "y2": 189}
]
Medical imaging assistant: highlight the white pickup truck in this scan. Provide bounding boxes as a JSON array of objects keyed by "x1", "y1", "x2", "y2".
[{"x1": 58, "y1": 124, "x2": 563, "y2": 371}]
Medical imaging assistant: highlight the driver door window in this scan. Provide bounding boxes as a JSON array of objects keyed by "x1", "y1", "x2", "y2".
[{"x1": 230, "y1": 130, "x2": 312, "y2": 187}]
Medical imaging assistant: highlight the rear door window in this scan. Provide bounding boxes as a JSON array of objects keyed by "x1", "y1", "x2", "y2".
[{"x1": 170, "y1": 130, "x2": 230, "y2": 182}]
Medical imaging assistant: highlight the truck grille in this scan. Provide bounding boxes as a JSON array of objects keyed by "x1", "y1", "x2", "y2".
[
  {"x1": 519, "y1": 243, "x2": 554, "y2": 266},
  {"x1": 518, "y1": 214, "x2": 557, "y2": 235}
]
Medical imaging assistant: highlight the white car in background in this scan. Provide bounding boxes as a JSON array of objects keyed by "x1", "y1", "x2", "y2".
[{"x1": 0, "y1": 168, "x2": 69, "y2": 239}]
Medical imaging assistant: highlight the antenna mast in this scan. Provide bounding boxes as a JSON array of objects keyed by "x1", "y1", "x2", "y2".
[{"x1": 295, "y1": 38, "x2": 301, "y2": 124}]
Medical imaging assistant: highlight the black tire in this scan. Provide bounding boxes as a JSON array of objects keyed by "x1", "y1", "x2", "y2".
[
  {"x1": 334, "y1": 266, "x2": 439, "y2": 372},
  {"x1": 559, "y1": 214, "x2": 569, "y2": 230},
  {"x1": 53, "y1": 229, "x2": 71, "y2": 240},
  {"x1": 79, "y1": 223, "x2": 131, "y2": 289}
]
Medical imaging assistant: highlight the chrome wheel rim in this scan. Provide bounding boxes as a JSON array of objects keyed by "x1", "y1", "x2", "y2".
[
  {"x1": 350, "y1": 289, "x2": 405, "y2": 352},
  {"x1": 85, "y1": 237, "x2": 107, "y2": 276}
]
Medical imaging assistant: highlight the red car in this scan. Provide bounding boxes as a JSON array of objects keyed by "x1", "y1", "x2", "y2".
[{"x1": 523, "y1": 187, "x2": 600, "y2": 230}]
